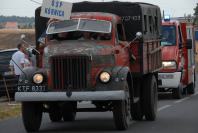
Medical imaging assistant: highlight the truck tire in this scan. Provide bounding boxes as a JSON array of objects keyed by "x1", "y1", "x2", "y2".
[
  {"x1": 49, "y1": 104, "x2": 62, "y2": 122},
  {"x1": 22, "y1": 102, "x2": 42, "y2": 132},
  {"x1": 172, "y1": 84, "x2": 183, "y2": 99},
  {"x1": 142, "y1": 74, "x2": 157, "y2": 121},
  {"x1": 62, "y1": 102, "x2": 77, "y2": 122},
  {"x1": 113, "y1": 82, "x2": 132, "y2": 130}
]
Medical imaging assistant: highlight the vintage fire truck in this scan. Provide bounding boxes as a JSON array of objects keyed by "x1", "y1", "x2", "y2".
[
  {"x1": 158, "y1": 17, "x2": 196, "y2": 99},
  {"x1": 15, "y1": 2, "x2": 162, "y2": 132}
]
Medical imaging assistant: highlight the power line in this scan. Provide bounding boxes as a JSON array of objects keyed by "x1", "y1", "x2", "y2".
[{"x1": 30, "y1": 0, "x2": 41, "y2": 5}]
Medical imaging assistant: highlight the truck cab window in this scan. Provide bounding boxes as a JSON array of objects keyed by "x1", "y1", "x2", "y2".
[
  {"x1": 117, "y1": 24, "x2": 125, "y2": 41},
  {"x1": 149, "y1": 16, "x2": 153, "y2": 33},
  {"x1": 144, "y1": 15, "x2": 148, "y2": 34},
  {"x1": 161, "y1": 25, "x2": 176, "y2": 46},
  {"x1": 178, "y1": 26, "x2": 183, "y2": 48}
]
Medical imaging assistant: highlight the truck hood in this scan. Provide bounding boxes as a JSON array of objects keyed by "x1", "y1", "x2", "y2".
[
  {"x1": 47, "y1": 40, "x2": 113, "y2": 55},
  {"x1": 43, "y1": 40, "x2": 115, "y2": 67},
  {"x1": 161, "y1": 46, "x2": 178, "y2": 61}
]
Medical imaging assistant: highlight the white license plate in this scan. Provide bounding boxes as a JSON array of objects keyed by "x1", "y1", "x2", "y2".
[{"x1": 158, "y1": 74, "x2": 174, "y2": 79}]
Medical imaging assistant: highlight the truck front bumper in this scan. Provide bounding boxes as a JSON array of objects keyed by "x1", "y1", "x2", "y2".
[
  {"x1": 158, "y1": 72, "x2": 181, "y2": 88},
  {"x1": 15, "y1": 90, "x2": 126, "y2": 102}
]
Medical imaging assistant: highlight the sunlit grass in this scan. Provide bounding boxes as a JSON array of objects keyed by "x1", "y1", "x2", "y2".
[
  {"x1": 0, "y1": 29, "x2": 34, "y2": 33},
  {"x1": 0, "y1": 103, "x2": 21, "y2": 121}
]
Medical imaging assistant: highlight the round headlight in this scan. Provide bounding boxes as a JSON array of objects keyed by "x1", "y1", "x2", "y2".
[
  {"x1": 99, "y1": 72, "x2": 110, "y2": 83},
  {"x1": 33, "y1": 74, "x2": 44, "y2": 84}
]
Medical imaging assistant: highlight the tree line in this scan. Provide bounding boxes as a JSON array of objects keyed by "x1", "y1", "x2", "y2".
[
  {"x1": 194, "y1": 3, "x2": 198, "y2": 25},
  {"x1": 0, "y1": 15, "x2": 35, "y2": 29}
]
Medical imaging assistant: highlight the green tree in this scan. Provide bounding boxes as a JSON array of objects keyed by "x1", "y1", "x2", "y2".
[{"x1": 194, "y1": 3, "x2": 198, "y2": 25}]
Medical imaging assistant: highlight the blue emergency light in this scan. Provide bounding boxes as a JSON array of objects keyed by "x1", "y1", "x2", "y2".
[{"x1": 164, "y1": 15, "x2": 170, "y2": 21}]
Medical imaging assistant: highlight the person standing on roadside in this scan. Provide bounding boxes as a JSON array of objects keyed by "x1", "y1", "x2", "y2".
[{"x1": 9, "y1": 43, "x2": 26, "y2": 77}]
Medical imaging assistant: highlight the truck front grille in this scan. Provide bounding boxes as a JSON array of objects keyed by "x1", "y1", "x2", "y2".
[{"x1": 51, "y1": 55, "x2": 90, "y2": 90}]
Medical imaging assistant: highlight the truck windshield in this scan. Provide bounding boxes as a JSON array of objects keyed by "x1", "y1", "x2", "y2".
[
  {"x1": 161, "y1": 25, "x2": 176, "y2": 46},
  {"x1": 46, "y1": 19, "x2": 112, "y2": 34}
]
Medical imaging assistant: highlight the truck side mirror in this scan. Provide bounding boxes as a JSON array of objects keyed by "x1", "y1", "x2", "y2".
[
  {"x1": 186, "y1": 39, "x2": 192, "y2": 49},
  {"x1": 136, "y1": 32, "x2": 143, "y2": 39},
  {"x1": 20, "y1": 34, "x2": 40, "y2": 55},
  {"x1": 128, "y1": 32, "x2": 143, "y2": 46}
]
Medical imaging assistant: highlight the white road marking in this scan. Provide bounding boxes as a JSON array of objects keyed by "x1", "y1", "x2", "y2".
[
  {"x1": 157, "y1": 105, "x2": 172, "y2": 112},
  {"x1": 157, "y1": 90, "x2": 198, "y2": 112},
  {"x1": 174, "y1": 97, "x2": 190, "y2": 104}
]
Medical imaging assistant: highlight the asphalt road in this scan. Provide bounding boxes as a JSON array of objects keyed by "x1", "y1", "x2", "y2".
[{"x1": 1, "y1": 82, "x2": 198, "y2": 133}]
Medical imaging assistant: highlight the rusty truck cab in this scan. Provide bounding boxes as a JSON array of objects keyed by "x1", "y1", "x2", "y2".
[{"x1": 38, "y1": 12, "x2": 129, "y2": 90}]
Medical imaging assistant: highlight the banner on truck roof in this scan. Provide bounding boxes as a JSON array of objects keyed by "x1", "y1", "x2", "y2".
[{"x1": 40, "y1": 0, "x2": 72, "y2": 20}]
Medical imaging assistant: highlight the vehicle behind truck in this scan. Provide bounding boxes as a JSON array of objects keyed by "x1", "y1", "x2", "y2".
[
  {"x1": 15, "y1": 1, "x2": 162, "y2": 132},
  {"x1": 158, "y1": 17, "x2": 196, "y2": 99},
  {"x1": 0, "y1": 48, "x2": 18, "y2": 98}
]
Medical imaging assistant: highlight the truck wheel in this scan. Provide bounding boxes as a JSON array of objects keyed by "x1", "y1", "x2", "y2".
[
  {"x1": 49, "y1": 104, "x2": 62, "y2": 122},
  {"x1": 142, "y1": 74, "x2": 157, "y2": 121},
  {"x1": 172, "y1": 84, "x2": 183, "y2": 99},
  {"x1": 22, "y1": 102, "x2": 42, "y2": 132},
  {"x1": 62, "y1": 102, "x2": 77, "y2": 121},
  {"x1": 113, "y1": 83, "x2": 132, "y2": 130}
]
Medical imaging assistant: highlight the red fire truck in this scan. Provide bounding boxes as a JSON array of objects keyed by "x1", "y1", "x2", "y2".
[{"x1": 158, "y1": 17, "x2": 196, "y2": 99}]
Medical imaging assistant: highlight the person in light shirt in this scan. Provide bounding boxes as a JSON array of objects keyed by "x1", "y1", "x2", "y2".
[
  {"x1": 78, "y1": 32, "x2": 91, "y2": 40},
  {"x1": 9, "y1": 43, "x2": 27, "y2": 77},
  {"x1": 24, "y1": 54, "x2": 32, "y2": 68}
]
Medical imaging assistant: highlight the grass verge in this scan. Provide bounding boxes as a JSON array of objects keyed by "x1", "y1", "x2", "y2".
[{"x1": 0, "y1": 102, "x2": 21, "y2": 121}]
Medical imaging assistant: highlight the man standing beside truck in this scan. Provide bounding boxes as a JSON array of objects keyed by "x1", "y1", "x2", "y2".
[{"x1": 10, "y1": 43, "x2": 26, "y2": 77}]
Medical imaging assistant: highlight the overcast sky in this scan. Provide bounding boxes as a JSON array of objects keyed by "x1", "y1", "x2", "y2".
[{"x1": 1, "y1": 0, "x2": 198, "y2": 17}]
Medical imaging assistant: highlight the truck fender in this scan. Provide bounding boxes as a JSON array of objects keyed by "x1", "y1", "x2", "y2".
[
  {"x1": 96, "y1": 66, "x2": 132, "y2": 92},
  {"x1": 18, "y1": 67, "x2": 47, "y2": 84},
  {"x1": 102, "y1": 66, "x2": 130, "y2": 80}
]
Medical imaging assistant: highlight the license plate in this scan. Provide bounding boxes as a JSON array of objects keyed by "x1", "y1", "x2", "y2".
[
  {"x1": 158, "y1": 74, "x2": 174, "y2": 79},
  {"x1": 17, "y1": 85, "x2": 47, "y2": 92}
]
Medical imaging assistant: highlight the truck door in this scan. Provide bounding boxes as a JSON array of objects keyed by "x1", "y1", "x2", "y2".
[
  {"x1": 114, "y1": 23, "x2": 130, "y2": 66},
  {"x1": 186, "y1": 25, "x2": 195, "y2": 84}
]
